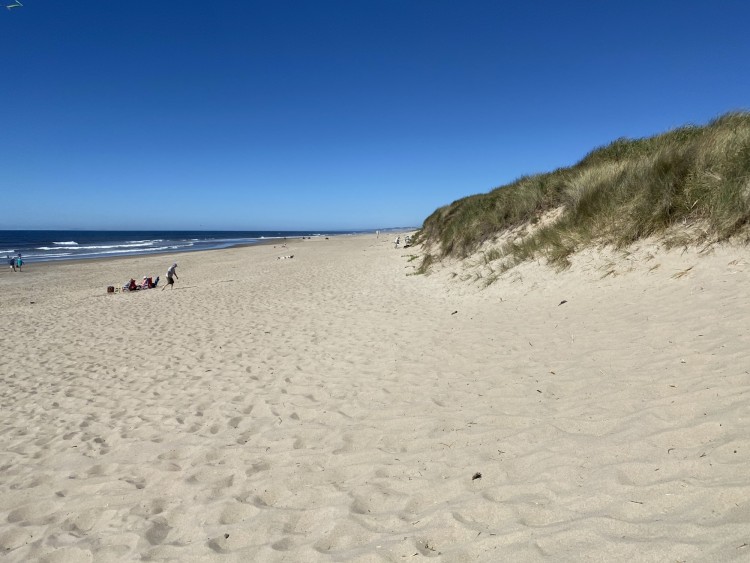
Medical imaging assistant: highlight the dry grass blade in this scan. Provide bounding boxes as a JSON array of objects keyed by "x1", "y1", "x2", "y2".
[{"x1": 671, "y1": 266, "x2": 694, "y2": 279}]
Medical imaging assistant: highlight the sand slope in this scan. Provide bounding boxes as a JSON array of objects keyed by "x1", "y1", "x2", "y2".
[{"x1": 1, "y1": 235, "x2": 750, "y2": 562}]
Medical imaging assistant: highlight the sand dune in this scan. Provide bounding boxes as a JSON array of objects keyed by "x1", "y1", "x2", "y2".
[{"x1": 2, "y1": 235, "x2": 750, "y2": 561}]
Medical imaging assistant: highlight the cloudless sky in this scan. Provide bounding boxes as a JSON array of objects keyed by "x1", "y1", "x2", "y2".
[{"x1": 2, "y1": 1, "x2": 749, "y2": 230}]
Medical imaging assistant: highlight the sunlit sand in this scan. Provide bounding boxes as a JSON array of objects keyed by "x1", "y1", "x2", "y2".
[{"x1": 2, "y1": 234, "x2": 749, "y2": 561}]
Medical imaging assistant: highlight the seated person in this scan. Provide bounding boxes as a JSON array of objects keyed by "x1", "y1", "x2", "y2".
[{"x1": 127, "y1": 278, "x2": 137, "y2": 291}]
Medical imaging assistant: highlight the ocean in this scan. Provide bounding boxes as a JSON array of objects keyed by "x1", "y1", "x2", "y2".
[{"x1": 0, "y1": 230, "x2": 376, "y2": 263}]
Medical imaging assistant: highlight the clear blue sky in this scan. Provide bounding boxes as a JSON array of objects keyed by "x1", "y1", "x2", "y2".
[{"x1": 2, "y1": 1, "x2": 749, "y2": 231}]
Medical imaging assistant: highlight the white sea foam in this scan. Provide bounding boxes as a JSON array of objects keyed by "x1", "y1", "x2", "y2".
[
  {"x1": 53, "y1": 241, "x2": 78, "y2": 245},
  {"x1": 26, "y1": 246, "x2": 185, "y2": 260},
  {"x1": 36, "y1": 241, "x2": 163, "y2": 251},
  {"x1": 55, "y1": 245, "x2": 185, "y2": 258},
  {"x1": 24, "y1": 252, "x2": 73, "y2": 259}
]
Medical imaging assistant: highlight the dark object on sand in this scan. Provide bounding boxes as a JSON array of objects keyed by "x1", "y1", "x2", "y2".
[
  {"x1": 472, "y1": 472, "x2": 482, "y2": 480},
  {"x1": 558, "y1": 300, "x2": 567, "y2": 306}
]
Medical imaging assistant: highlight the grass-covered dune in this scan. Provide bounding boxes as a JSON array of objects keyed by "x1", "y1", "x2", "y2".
[{"x1": 416, "y1": 112, "x2": 750, "y2": 273}]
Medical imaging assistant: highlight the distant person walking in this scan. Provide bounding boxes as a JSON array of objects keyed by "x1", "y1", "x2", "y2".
[
  {"x1": 16, "y1": 254, "x2": 22, "y2": 272},
  {"x1": 162, "y1": 263, "x2": 178, "y2": 290},
  {"x1": 7, "y1": 255, "x2": 15, "y2": 272}
]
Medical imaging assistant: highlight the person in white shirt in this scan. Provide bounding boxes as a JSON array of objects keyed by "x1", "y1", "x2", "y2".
[{"x1": 163, "y1": 263, "x2": 178, "y2": 290}]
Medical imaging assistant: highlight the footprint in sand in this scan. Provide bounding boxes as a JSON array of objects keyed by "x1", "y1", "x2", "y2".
[
  {"x1": 214, "y1": 502, "x2": 260, "y2": 525},
  {"x1": 245, "y1": 460, "x2": 271, "y2": 476},
  {"x1": 122, "y1": 476, "x2": 146, "y2": 490},
  {"x1": 7, "y1": 500, "x2": 60, "y2": 524},
  {"x1": 272, "y1": 537, "x2": 295, "y2": 551},
  {"x1": 63, "y1": 509, "x2": 106, "y2": 535},
  {"x1": 0, "y1": 526, "x2": 35, "y2": 551},
  {"x1": 145, "y1": 518, "x2": 171, "y2": 545}
]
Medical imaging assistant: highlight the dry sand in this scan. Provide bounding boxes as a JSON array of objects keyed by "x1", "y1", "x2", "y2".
[{"x1": 1, "y1": 234, "x2": 750, "y2": 562}]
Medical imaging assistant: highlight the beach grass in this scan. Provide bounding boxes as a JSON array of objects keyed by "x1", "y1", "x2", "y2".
[{"x1": 417, "y1": 111, "x2": 750, "y2": 274}]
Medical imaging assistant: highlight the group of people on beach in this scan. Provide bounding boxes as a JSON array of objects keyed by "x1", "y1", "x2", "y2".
[
  {"x1": 393, "y1": 235, "x2": 411, "y2": 248},
  {"x1": 7, "y1": 254, "x2": 23, "y2": 272},
  {"x1": 118, "y1": 263, "x2": 178, "y2": 292},
  {"x1": 123, "y1": 276, "x2": 159, "y2": 291}
]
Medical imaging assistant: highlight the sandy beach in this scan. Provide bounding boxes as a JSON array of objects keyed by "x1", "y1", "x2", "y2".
[{"x1": 2, "y1": 234, "x2": 750, "y2": 562}]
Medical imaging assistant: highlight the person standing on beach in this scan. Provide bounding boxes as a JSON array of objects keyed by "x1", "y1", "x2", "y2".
[
  {"x1": 16, "y1": 254, "x2": 23, "y2": 272},
  {"x1": 7, "y1": 255, "x2": 15, "y2": 272},
  {"x1": 162, "y1": 263, "x2": 178, "y2": 290}
]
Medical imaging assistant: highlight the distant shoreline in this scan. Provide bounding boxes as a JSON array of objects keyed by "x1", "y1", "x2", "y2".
[
  {"x1": 2, "y1": 234, "x2": 332, "y2": 270},
  {"x1": 0, "y1": 228, "x2": 417, "y2": 266},
  {"x1": 2, "y1": 230, "x2": 417, "y2": 274}
]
